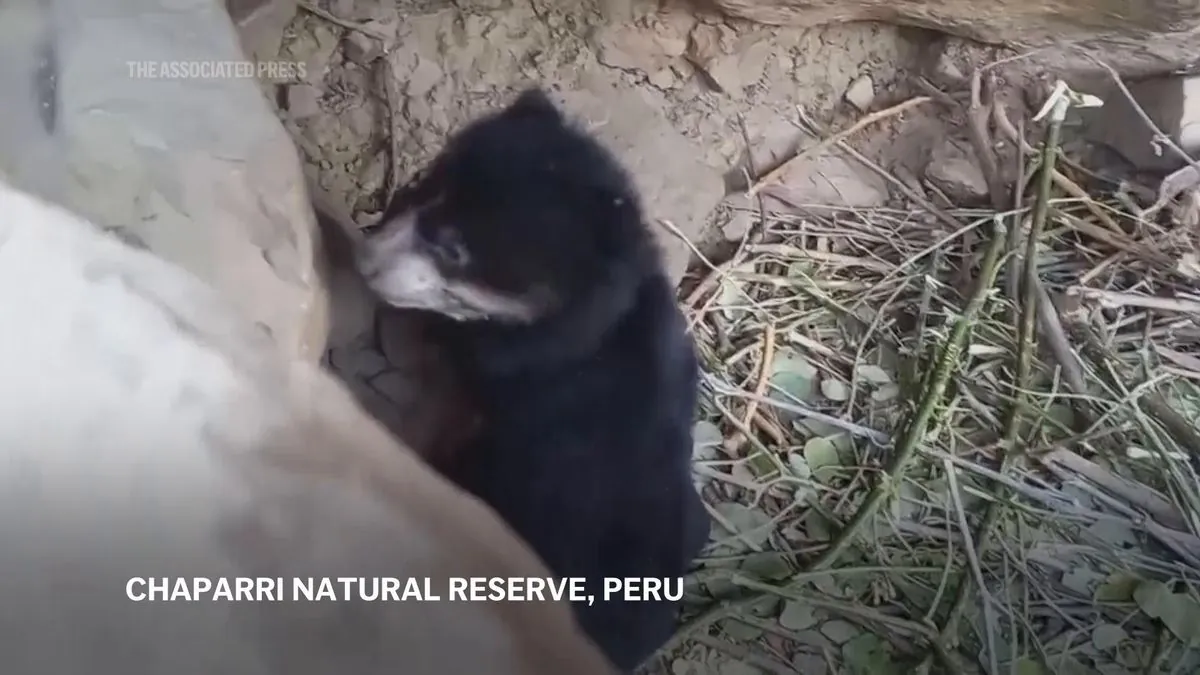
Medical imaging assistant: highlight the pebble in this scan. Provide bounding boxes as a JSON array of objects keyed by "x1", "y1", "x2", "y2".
[{"x1": 844, "y1": 74, "x2": 875, "y2": 112}]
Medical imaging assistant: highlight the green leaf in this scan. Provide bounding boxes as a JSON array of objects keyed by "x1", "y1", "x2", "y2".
[
  {"x1": 786, "y1": 451, "x2": 812, "y2": 479},
  {"x1": 1095, "y1": 572, "x2": 1141, "y2": 602},
  {"x1": 778, "y1": 600, "x2": 818, "y2": 631},
  {"x1": 770, "y1": 349, "x2": 817, "y2": 402},
  {"x1": 1091, "y1": 623, "x2": 1127, "y2": 651},
  {"x1": 719, "y1": 618, "x2": 763, "y2": 641},
  {"x1": 820, "y1": 620, "x2": 860, "y2": 645},
  {"x1": 1134, "y1": 580, "x2": 1200, "y2": 644},
  {"x1": 1052, "y1": 656, "x2": 1095, "y2": 675},
  {"x1": 740, "y1": 552, "x2": 791, "y2": 581},
  {"x1": 805, "y1": 510, "x2": 833, "y2": 542},
  {"x1": 841, "y1": 632, "x2": 898, "y2": 675},
  {"x1": 803, "y1": 436, "x2": 841, "y2": 484},
  {"x1": 1014, "y1": 657, "x2": 1045, "y2": 675}
]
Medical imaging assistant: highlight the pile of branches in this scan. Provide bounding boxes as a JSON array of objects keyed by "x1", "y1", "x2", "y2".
[{"x1": 669, "y1": 67, "x2": 1200, "y2": 675}]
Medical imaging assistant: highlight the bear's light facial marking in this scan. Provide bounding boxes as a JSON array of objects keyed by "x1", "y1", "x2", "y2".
[{"x1": 355, "y1": 209, "x2": 538, "y2": 323}]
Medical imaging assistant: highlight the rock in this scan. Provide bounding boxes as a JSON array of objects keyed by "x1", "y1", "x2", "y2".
[
  {"x1": 706, "y1": 0, "x2": 1200, "y2": 48},
  {"x1": 285, "y1": 83, "x2": 323, "y2": 119},
  {"x1": 1081, "y1": 74, "x2": 1200, "y2": 172},
  {"x1": 765, "y1": 151, "x2": 889, "y2": 208},
  {"x1": 343, "y1": 31, "x2": 383, "y2": 64},
  {"x1": 844, "y1": 74, "x2": 874, "y2": 112},
  {"x1": 720, "y1": 194, "x2": 758, "y2": 241},
  {"x1": 592, "y1": 19, "x2": 689, "y2": 74},
  {"x1": 226, "y1": 0, "x2": 296, "y2": 65},
  {"x1": 703, "y1": 53, "x2": 746, "y2": 94},
  {"x1": 0, "y1": 0, "x2": 331, "y2": 362},
  {"x1": 329, "y1": 0, "x2": 377, "y2": 22},
  {"x1": 926, "y1": 141, "x2": 989, "y2": 202},
  {"x1": 928, "y1": 42, "x2": 967, "y2": 86},
  {"x1": 685, "y1": 22, "x2": 771, "y2": 96},
  {"x1": 647, "y1": 66, "x2": 680, "y2": 89}
]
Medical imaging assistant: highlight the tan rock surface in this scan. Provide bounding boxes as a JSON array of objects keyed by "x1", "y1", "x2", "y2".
[{"x1": 703, "y1": 0, "x2": 1200, "y2": 46}]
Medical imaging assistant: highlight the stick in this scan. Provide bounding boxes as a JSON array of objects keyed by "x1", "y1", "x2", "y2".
[
  {"x1": 918, "y1": 85, "x2": 1069, "y2": 673},
  {"x1": 746, "y1": 96, "x2": 932, "y2": 198}
]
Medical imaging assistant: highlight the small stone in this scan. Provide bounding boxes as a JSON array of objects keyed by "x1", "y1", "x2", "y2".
[
  {"x1": 343, "y1": 31, "x2": 382, "y2": 64},
  {"x1": 345, "y1": 105, "x2": 374, "y2": 137},
  {"x1": 722, "y1": 210, "x2": 754, "y2": 241},
  {"x1": 926, "y1": 141, "x2": 989, "y2": 202},
  {"x1": 285, "y1": 84, "x2": 322, "y2": 119},
  {"x1": 933, "y1": 49, "x2": 966, "y2": 85},
  {"x1": 647, "y1": 67, "x2": 678, "y2": 90},
  {"x1": 704, "y1": 53, "x2": 743, "y2": 95},
  {"x1": 720, "y1": 194, "x2": 756, "y2": 241},
  {"x1": 844, "y1": 74, "x2": 874, "y2": 112}
]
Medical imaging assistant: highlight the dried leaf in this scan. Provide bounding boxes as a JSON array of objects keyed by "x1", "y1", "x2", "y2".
[
  {"x1": 890, "y1": 480, "x2": 923, "y2": 522},
  {"x1": 805, "y1": 510, "x2": 833, "y2": 542},
  {"x1": 740, "y1": 552, "x2": 791, "y2": 581},
  {"x1": 1061, "y1": 566, "x2": 1103, "y2": 597},
  {"x1": 819, "y1": 620, "x2": 860, "y2": 645},
  {"x1": 787, "y1": 261, "x2": 814, "y2": 278},
  {"x1": 1091, "y1": 623, "x2": 1127, "y2": 651},
  {"x1": 1085, "y1": 520, "x2": 1138, "y2": 549},
  {"x1": 779, "y1": 600, "x2": 819, "y2": 631},
  {"x1": 712, "y1": 502, "x2": 773, "y2": 549},
  {"x1": 796, "y1": 418, "x2": 843, "y2": 438},
  {"x1": 870, "y1": 383, "x2": 900, "y2": 403},
  {"x1": 716, "y1": 278, "x2": 744, "y2": 319},
  {"x1": 1134, "y1": 580, "x2": 1200, "y2": 643},
  {"x1": 719, "y1": 661, "x2": 762, "y2": 675},
  {"x1": 855, "y1": 364, "x2": 892, "y2": 385},
  {"x1": 719, "y1": 618, "x2": 763, "y2": 641},
  {"x1": 1154, "y1": 344, "x2": 1200, "y2": 374},
  {"x1": 821, "y1": 377, "x2": 850, "y2": 401}
]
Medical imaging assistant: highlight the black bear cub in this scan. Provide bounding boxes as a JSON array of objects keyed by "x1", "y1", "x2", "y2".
[{"x1": 355, "y1": 88, "x2": 709, "y2": 671}]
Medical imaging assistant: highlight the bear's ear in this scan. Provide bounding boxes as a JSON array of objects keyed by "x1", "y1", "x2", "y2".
[{"x1": 507, "y1": 88, "x2": 562, "y2": 121}]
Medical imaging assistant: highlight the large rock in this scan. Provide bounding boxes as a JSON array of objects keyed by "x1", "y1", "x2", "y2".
[
  {"x1": 703, "y1": 0, "x2": 1200, "y2": 46},
  {"x1": 0, "y1": 176, "x2": 617, "y2": 675},
  {"x1": 0, "y1": 0, "x2": 328, "y2": 363}
]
